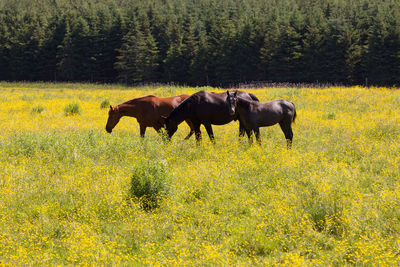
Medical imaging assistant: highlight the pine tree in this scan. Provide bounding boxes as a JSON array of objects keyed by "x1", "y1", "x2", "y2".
[
  {"x1": 99, "y1": 6, "x2": 126, "y2": 82},
  {"x1": 265, "y1": 11, "x2": 305, "y2": 82},
  {"x1": 37, "y1": 14, "x2": 66, "y2": 81},
  {"x1": 56, "y1": 14, "x2": 78, "y2": 81},
  {"x1": 115, "y1": 20, "x2": 159, "y2": 84},
  {"x1": 363, "y1": 4, "x2": 400, "y2": 85},
  {"x1": 301, "y1": 5, "x2": 328, "y2": 82},
  {"x1": 189, "y1": 27, "x2": 210, "y2": 85},
  {"x1": 0, "y1": 11, "x2": 11, "y2": 80}
]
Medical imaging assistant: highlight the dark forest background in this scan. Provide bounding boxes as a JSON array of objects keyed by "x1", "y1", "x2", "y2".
[{"x1": 1, "y1": 0, "x2": 399, "y2": 86}]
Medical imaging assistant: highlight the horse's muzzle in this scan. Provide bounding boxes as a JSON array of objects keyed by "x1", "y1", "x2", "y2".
[{"x1": 106, "y1": 128, "x2": 112, "y2": 133}]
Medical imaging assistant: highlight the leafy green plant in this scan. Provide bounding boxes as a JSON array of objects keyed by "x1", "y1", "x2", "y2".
[
  {"x1": 64, "y1": 103, "x2": 81, "y2": 116},
  {"x1": 129, "y1": 160, "x2": 170, "y2": 210},
  {"x1": 31, "y1": 104, "x2": 45, "y2": 114},
  {"x1": 100, "y1": 99, "x2": 110, "y2": 109},
  {"x1": 324, "y1": 112, "x2": 336, "y2": 120}
]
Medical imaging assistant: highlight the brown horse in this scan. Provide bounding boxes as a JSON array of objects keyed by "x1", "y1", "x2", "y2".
[{"x1": 106, "y1": 94, "x2": 194, "y2": 139}]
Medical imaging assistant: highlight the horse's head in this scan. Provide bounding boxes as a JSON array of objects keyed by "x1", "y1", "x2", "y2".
[
  {"x1": 105, "y1": 105, "x2": 121, "y2": 133},
  {"x1": 226, "y1": 90, "x2": 238, "y2": 116},
  {"x1": 163, "y1": 116, "x2": 178, "y2": 140}
]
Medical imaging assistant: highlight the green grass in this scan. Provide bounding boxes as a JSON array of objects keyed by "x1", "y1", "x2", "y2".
[
  {"x1": 31, "y1": 104, "x2": 46, "y2": 114},
  {"x1": 0, "y1": 84, "x2": 399, "y2": 265},
  {"x1": 64, "y1": 103, "x2": 81, "y2": 116}
]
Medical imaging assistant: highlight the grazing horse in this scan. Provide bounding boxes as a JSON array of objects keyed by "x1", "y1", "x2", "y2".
[
  {"x1": 163, "y1": 90, "x2": 259, "y2": 143},
  {"x1": 106, "y1": 95, "x2": 194, "y2": 139},
  {"x1": 226, "y1": 91, "x2": 296, "y2": 148}
]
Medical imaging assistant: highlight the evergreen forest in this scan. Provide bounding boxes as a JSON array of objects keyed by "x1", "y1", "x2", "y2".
[{"x1": 1, "y1": 0, "x2": 399, "y2": 86}]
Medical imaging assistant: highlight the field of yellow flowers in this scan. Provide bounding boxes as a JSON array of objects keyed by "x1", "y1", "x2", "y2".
[{"x1": 0, "y1": 82, "x2": 399, "y2": 265}]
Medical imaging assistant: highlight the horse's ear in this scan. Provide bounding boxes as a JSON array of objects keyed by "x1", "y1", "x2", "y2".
[
  {"x1": 226, "y1": 90, "x2": 230, "y2": 96},
  {"x1": 109, "y1": 105, "x2": 113, "y2": 110}
]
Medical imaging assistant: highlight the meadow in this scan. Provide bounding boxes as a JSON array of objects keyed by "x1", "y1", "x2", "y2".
[{"x1": 0, "y1": 82, "x2": 399, "y2": 265}]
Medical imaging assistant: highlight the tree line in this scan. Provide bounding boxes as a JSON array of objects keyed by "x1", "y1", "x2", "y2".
[{"x1": 1, "y1": 0, "x2": 399, "y2": 86}]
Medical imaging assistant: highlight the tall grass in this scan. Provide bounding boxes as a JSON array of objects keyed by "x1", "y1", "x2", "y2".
[
  {"x1": 64, "y1": 103, "x2": 81, "y2": 116},
  {"x1": 100, "y1": 99, "x2": 110, "y2": 109},
  {"x1": 0, "y1": 84, "x2": 399, "y2": 265}
]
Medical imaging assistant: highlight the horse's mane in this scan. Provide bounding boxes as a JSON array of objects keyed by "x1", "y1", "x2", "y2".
[{"x1": 247, "y1": 92, "x2": 259, "y2": 102}]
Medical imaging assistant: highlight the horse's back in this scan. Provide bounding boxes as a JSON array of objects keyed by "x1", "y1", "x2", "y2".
[
  {"x1": 242, "y1": 99, "x2": 295, "y2": 127},
  {"x1": 187, "y1": 91, "x2": 236, "y2": 124},
  {"x1": 256, "y1": 99, "x2": 294, "y2": 111},
  {"x1": 136, "y1": 94, "x2": 184, "y2": 107},
  {"x1": 208, "y1": 90, "x2": 257, "y2": 102},
  {"x1": 133, "y1": 95, "x2": 175, "y2": 117},
  {"x1": 125, "y1": 94, "x2": 156, "y2": 104},
  {"x1": 275, "y1": 99, "x2": 296, "y2": 114}
]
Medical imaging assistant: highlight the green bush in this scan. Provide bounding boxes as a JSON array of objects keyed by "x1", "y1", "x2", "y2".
[
  {"x1": 100, "y1": 99, "x2": 110, "y2": 109},
  {"x1": 323, "y1": 112, "x2": 335, "y2": 120},
  {"x1": 31, "y1": 104, "x2": 45, "y2": 114},
  {"x1": 64, "y1": 103, "x2": 81, "y2": 116},
  {"x1": 129, "y1": 160, "x2": 170, "y2": 210}
]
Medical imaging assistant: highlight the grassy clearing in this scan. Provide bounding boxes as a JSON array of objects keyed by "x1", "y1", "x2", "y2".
[{"x1": 0, "y1": 84, "x2": 399, "y2": 265}]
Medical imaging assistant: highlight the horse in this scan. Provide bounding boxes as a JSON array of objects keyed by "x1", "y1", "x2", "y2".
[
  {"x1": 226, "y1": 90, "x2": 296, "y2": 148},
  {"x1": 163, "y1": 90, "x2": 259, "y2": 143},
  {"x1": 106, "y1": 94, "x2": 194, "y2": 139}
]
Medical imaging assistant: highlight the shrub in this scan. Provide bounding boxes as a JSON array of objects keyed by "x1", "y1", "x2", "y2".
[
  {"x1": 129, "y1": 160, "x2": 170, "y2": 210},
  {"x1": 324, "y1": 112, "x2": 336, "y2": 120},
  {"x1": 100, "y1": 99, "x2": 110, "y2": 109},
  {"x1": 31, "y1": 104, "x2": 45, "y2": 114},
  {"x1": 64, "y1": 103, "x2": 81, "y2": 116}
]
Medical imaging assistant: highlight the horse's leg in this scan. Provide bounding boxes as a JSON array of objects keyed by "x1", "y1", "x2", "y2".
[
  {"x1": 246, "y1": 129, "x2": 253, "y2": 145},
  {"x1": 203, "y1": 123, "x2": 215, "y2": 144},
  {"x1": 140, "y1": 125, "x2": 146, "y2": 138},
  {"x1": 184, "y1": 130, "x2": 194, "y2": 140},
  {"x1": 239, "y1": 121, "x2": 245, "y2": 137},
  {"x1": 279, "y1": 121, "x2": 293, "y2": 149},
  {"x1": 184, "y1": 120, "x2": 195, "y2": 140},
  {"x1": 254, "y1": 127, "x2": 261, "y2": 145},
  {"x1": 243, "y1": 118, "x2": 255, "y2": 145},
  {"x1": 194, "y1": 123, "x2": 202, "y2": 144}
]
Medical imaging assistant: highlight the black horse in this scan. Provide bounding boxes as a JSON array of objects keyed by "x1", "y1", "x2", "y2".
[
  {"x1": 226, "y1": 91, "x2": 296, "y2": 148},
  {"x1": 163, "y1": 90, "x2": 259, "y2": 143}
]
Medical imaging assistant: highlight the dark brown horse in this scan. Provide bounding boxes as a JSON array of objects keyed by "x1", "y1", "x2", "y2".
[
  {"x1": 106, "y1": 95, "x2": 194, "y2": 139},
  {"x1": 163, "y1": 90, "x2": 259, "y2": 143},
  {"x1": 226, "y1": 91, "x2": 296, "y2": 148}
]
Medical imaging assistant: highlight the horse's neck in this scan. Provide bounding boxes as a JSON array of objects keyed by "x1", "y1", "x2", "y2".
[
  {"x1": 116, "y1": 103, "x2": 140, "y2": 117},
  {"x1": 174, "y1": 112, "x2": 187, "y2": 125},
  {"x1": 237, "y1": 97, "x2": 251, "y2": 110},
  {"x1": 170, "y1": 101, "x2": 189, "y2": 124}
]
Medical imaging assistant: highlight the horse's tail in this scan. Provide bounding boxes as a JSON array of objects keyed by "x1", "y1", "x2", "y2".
[{"x1": 249, "y1": 93, "x2": 259, "y2": 102}]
